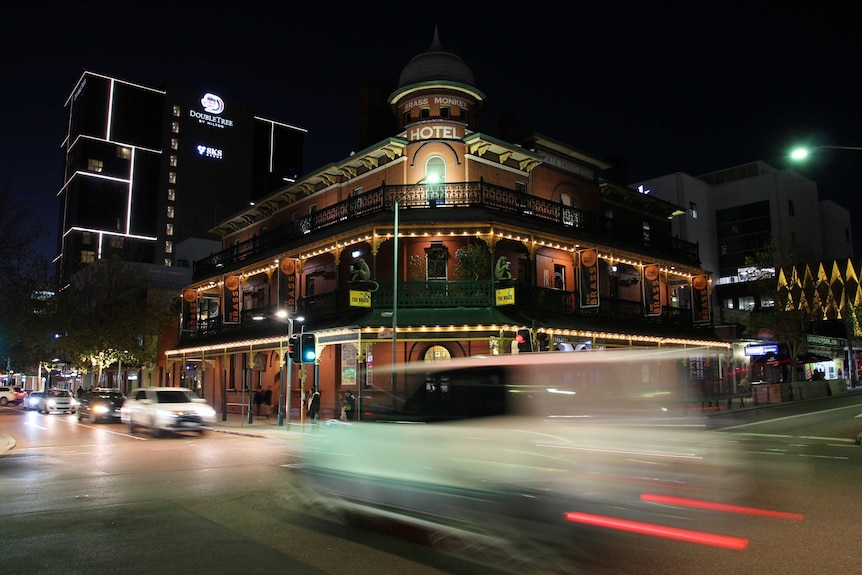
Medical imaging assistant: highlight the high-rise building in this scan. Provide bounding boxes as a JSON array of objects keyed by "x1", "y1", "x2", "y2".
[{"x1": 58, "y1": 71, "x2": 306, "y2": 285}]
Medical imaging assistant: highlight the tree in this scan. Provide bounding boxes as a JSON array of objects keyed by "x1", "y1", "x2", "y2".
[
  {"x1": 55, "y1": 256, "x2": 174, "y2": 385},
  {"x1": 453, "y1": 242, "x2": 490, "y2": 281},
  {"x1": 0, "y1": 183, "x2": 57, "y2": 375},
  {"x1": 744, "y1": 235, "x2": 814, "y2": 383}
]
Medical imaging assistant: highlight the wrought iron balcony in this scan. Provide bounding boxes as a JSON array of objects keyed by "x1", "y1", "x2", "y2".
[
  {"x1": 178, "y1": 281, "x2": 695, "y2": 344},
  {"x1": 192, "y1": 181, "x2": 700, "y2": 280}
]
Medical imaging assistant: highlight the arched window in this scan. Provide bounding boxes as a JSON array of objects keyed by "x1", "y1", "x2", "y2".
[
  {"x1": 425, "y1": 156, "x2": 446, "y2": 204},
  {"x1": 423, "y1": 345, "x2": 451, "y2": 362},
  {"x1": 559, "y1": 191, "x2": 582, "y2": 228},
  {"x1": 425, "y1": 156, "x2": 446, "y2": 183}
]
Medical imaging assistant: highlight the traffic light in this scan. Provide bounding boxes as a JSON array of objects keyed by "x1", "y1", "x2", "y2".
[
  {"x1": 516, "y1": 328, "x2": 533, "y2": 353},
  {"x1": 536, "y1": 332, "x2": 550, "y2": 352},
  {"x1": 287, "y1": 335, "x2": 300, "y2": 362},
  {"x1": 300, "y1": 333, "x2": 317, "y2": 363}
]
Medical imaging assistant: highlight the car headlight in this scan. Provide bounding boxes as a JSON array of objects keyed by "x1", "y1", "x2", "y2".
[
  {"x1": 47, "y1": 399, "x2": 57, "y2": 408},
  {"x1": 198, "y1": 407, "x2": 216, "y2": 418},
  {"x1": 93, "y1": 404, "x2": 109, "y2": 414}
]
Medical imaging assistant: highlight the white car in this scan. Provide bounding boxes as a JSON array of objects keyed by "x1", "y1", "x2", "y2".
[
  {"x1": 39, "y1": 389, "x2": 77, "y2": 414},
  {"x1": 121, "y1": 387, "x2": 216, "y2": 437}
]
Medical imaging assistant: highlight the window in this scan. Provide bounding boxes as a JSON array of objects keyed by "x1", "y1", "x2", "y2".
[
  {"x1": 689, "y1": 201, "x2": 698, "y2": 219},
  {"x1": 306, "y1": 275, "x2": 316, "y2": 297},
  {"x1": 81, "y1": 250, "x2": 95, "y2": 264},
  {"x1": 420, "y1": 108, "x2": 430, "y2": 119},
  {"x1": 172, "y1": 105, "x2": 181, "y2": 117},
  {"x1": 425, "y1": 156, "x2": 446, "y2": 204},
  {"x1": 82, "y1": 232, "x2": 91, "y2": 246},
  {"x1": 426, "y1": 243, "x2": 448, "y2": 280},
  {"x1": 554, "y1": 264, "x2": 566, "y2": 290},
  {"x1": 168, "y1": 172, "x2": 176, "y2": 184},
  {"x1": 426, "y1": 156, "x2": 445, "y2": 183},
  {"x1": 88, "y1": 159, "x2": 103, "y2": 173},
  {"x1": 440, "y1": 106, "x2": 450, "y2": 119},
  {"x1": 516, "y1": 181, "x2": 527, "y2": 194},
  {"x1": 169, "y1": 155, "x2": 177, "y2": 167},
  {"x1": 170, "y1": 138, "x2": 178, "y2": 150},
  {"x1": 164, "y1": 258, "x2": 173, "y2": 267},
  {"x1": 117, "y1": 146, "x2": 131, "y2": 160},
  {"x1": 165, "y1": 241, "x2": 173, "y2": 254},
  {"x1": 403, "y1": 112, "x2": 410, "y2": 125},
  {"x1": 167, "y1": 206, "x2": 175, "y2": 218},
  {"x1": 722, "y1": 298, "x2": 735, "y2": 310},
  {"x1": 642, "y1": 221, "x2": 651, "y2": 245},
  {"x1": 109, "y1": 236, "x2": 123, "y2": 249},
  {"x1": 167, "y1": 188, "x2": 176, "y2": 201},
  {"x1": 166, "y1": 223, "x2": 174, "y2": 236},
  {"x1": 788, "y1": 200, "x2": 795, "y2": 216},
  {"x1": 171, "y1": 121, "x2": 179, "y2": 134},
  {"x1": 424, "y1": 345, "x2": 451, "y2": 362}
]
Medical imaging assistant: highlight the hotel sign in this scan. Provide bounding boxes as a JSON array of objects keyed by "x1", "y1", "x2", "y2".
[{"x1": 190, "y1": 92, "x2": 234, "y2": 129}]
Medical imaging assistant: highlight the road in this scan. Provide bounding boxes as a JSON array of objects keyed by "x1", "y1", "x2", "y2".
[{"x1": 1, "y1": 395, "x2": 860, "y2": 575}]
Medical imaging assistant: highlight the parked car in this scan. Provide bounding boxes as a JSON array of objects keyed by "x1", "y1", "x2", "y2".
[
  {"x1": 39, "y1": 389, "x2": 77, "y2": 414},
  {"x1": 122, "y1": 387, "x2": 216, "y2": 437},
  {"x1": 0, "y1": 386, "x2": 25, "y2": 406},
  {"x1": 77, "y1": 388, "x2": 125, "y2": 423},
  {"x1": 24, "y1": 391, "x2": 44, "y2": 411}
]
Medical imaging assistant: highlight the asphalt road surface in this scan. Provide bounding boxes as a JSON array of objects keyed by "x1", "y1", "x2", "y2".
[{"x1": 1, "y1": 395, "x2": 860, "y2": 575}]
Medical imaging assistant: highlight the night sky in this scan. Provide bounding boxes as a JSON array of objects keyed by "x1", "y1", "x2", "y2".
[{"x1": 3, "y1": 1, "x2": 860, "y2": 258}]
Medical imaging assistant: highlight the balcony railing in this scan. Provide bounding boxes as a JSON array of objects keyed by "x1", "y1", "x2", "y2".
[
  {"x1": 192, "y1": 181, "x2": 700, "y2": 280},
  {"x1": 179, "y1": 281, "x2": 696, "y2": 343}
]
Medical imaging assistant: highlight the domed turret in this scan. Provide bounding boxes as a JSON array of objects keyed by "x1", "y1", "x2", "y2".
[
  {"x1": 397, "y1": 27, "x2": 476, "y2": 89},
  {"x1": 388, "y1": 27, "x2": 486, "y2": 132}
]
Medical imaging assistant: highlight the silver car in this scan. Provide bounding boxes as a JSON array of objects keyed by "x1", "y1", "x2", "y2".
[{"x1": 39, "y1": 389, "x2": 77, "y2": 414}]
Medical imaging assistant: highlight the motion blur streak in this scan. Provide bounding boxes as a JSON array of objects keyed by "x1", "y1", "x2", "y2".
[
  {"x1": 537, "y1": 442, "x2": 704, "y2": 460},
  {"x1": 640, "y1": 493, "x2": 805, "y2": 520},
  {"x1": 563, "y1": 511, "x2": 750, "y2": 550}
]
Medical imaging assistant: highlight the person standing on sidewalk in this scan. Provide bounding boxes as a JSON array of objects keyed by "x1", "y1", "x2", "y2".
[
  {"x1": 307, "y1": 388, "x2": 321, "y2": 421},
  {"x1": 262, "y1": 386, "x2": 273, "y2": 418},
  {"x1": 344, "y1": 390, "x2": 356, "y2": 421}
]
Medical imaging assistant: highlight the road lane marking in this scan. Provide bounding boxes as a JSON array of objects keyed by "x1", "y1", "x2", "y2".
[{"x1": 720, "y1": 404, "x2": 862, "y2": 430}]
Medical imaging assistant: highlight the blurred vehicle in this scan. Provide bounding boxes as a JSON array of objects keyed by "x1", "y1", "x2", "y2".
[
  {"x1": 121, "y1": 387, "x2": 216, "y2": 437},
  {"x1": 24, "y1": 391, "x2": 44, "y2": 411},
  {"x1": 77, "y1": 388, "x2": 125, "y2": 423},
  {"x1": 39, "y1": 389, "x2": 77, "y2": 414},
  {"x1": 292, "y1": 349, "x2": 753, "y2": 573},
  {"x1": 0, "y1": 386, "x2": 25, "y2": 406}
]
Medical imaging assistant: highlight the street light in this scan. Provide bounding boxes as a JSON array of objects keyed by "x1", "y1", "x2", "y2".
[
  {"x1": 390, "y1": 173, "x2": 439, "y2": 410},
  {"x1": 789, "y1": 145, "x2": 862, "y2": 161},
  {"x1": 275, "y1": 308, "x2": 303, "y2": 427}
]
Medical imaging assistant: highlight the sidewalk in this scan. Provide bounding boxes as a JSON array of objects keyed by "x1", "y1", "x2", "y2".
[{"x1": 209, "y1": 411, "x2": 319, "y2": 439}]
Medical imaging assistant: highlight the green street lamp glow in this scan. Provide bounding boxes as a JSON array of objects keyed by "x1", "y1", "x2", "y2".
[
  {"x1": 790, "y1": 147, "x2": 810, "y2": 160},
  {"x1": 789, "y1": 145, "x2": 862, "y2": 161}
]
